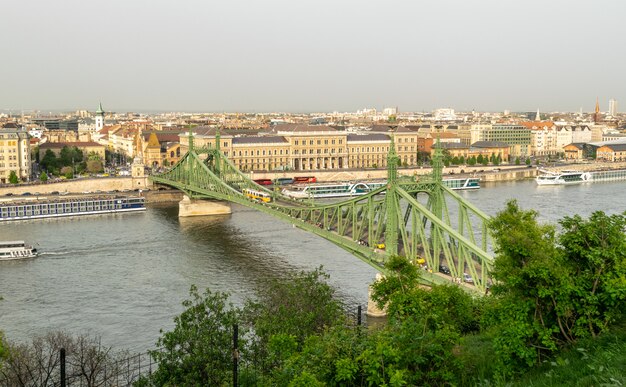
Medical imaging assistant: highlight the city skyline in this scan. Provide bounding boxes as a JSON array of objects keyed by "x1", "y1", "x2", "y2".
[{"x1": 1, "y1": 0, "x2": 624, "y2": 113}]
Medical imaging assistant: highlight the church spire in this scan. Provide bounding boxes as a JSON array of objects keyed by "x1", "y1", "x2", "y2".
[
  {"x1": 594, "y1": 97, "x2": 601, "y2": 123},
  {"x1": 95, "y1": 102, "x2": 105, "y2": 131},
  {"x1": 535, "y1": 108, "x2": 541, "y2": 121}
]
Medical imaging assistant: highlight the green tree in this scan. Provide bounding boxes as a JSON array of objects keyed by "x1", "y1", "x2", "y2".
[
  {"x1": 558, "y1": 212, "x2": 626, "y2": 338},
  {"x1": 147, "y1": 286, "x2": 243, "y2": 386},
  {"x1": 451, "y1": 156, "x2": 460, "y2": 165},
  {"x1": 246, "y1": 267, "x2": 344, "y2": 351},
  {"x1": 39, "y1": 171, "x2": 48, "y2": 182},
  {"x1": 8, "y1": 171, "x2": 18, "y2": 184},
  {"x1": 459, "y1": 155, "x2": 466, "y2": 165},
  {"x1": 367, "y1": 255, "x2": 475, "y2": 385},
  {"x1": 468, "y1": 156, "x2": 477, "y2": 166},
  {"x1": 487, "y1": 200, "x2": 565, "y2": 369},
  {"x1": 40, "y1": 149, "x2": 58, "y2": 173},
  {"x1": 477, "y1": 154, "x2": 484, "y2": 164},
  {"x1": 515, "y1": 156, "x2": 521, "y2": 165},
  {"x1": 486, "y1": 201, "x2": 626, "y2": 373},
  {"x1": 525, "y1": 157, "x2": 531, "y2": 165}
]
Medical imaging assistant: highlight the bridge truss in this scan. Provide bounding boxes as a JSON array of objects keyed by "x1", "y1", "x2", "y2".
[{"x1": 150, "y1": 131, "x2": 494, "y2": 292}]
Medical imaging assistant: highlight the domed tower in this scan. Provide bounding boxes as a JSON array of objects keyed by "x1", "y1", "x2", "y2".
[{"x1": 95, "y1": 102, "x2": 105, "y2": 131}]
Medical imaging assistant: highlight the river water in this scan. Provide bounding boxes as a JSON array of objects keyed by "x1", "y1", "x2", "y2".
[{"x1": 1, "y1": 179, "x2": 625, "y2": 352}]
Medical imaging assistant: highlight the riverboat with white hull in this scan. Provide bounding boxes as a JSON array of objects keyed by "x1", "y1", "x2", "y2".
[
  {"x1": 0, "y1": 196, "x2": 145, "y2": 222},
  {"x1": 442, "y1": 177, "x2": 480, "y2": 190},
  {"x1": 281, "y1": 177, "x2": 481, "y2": 199},
  {"x1": 535, "y1": 170, "x2": 592, "y2": 186},
  {"x1": 281, "y1": 182, "x2": 387, "y2": 199},
  {"x1": 0, "y1": 241, "x2": 38, "y2": 261}
]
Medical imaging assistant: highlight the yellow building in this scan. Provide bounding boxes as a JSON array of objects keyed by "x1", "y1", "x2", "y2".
[
  {"x1": 177, "y1": 124, "x2": 455, "y2": 172},
  {"x1": 563, "y1": 143, "x2": 586, "y2": 160},
  {"x1": 596, "y1": 143, "x2": 626, "y2": 162},
  {"x1": 144, "y1": 132, "x2": 162, "y2": 167},
  {"x1": 347, "y1": 133, "x2": 389, "y2": 169},
  {"x1": 0, "y1": 125, "x2": 31, "y2": 183}
]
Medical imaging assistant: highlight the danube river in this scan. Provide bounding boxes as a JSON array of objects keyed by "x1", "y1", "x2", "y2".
[{"x1": 1, "y1": 179, "x2": 626, "y2": 352}]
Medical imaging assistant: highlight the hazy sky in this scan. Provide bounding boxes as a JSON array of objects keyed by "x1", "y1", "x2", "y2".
[{"x1": 1, "y1": 0, "x2": 624, "y2": 113}]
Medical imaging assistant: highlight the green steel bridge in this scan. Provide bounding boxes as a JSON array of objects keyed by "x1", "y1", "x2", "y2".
[{"x1": 150, "y1": 131, "x2": 494, "y2": 292}]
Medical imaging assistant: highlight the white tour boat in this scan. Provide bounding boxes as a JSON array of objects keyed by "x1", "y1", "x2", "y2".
[
  {"x1": 442, "y1": 177, "x2": 480, "y2": 190},
  {"x1": 535, "y1": 170, "x2": 592, "y2": 186},
  {"x1": 0, "y1": 241, "x2": 38, "y2": 261},
  {"x1": 281, "y1": 182, "x2": 386, "y2": 199}
]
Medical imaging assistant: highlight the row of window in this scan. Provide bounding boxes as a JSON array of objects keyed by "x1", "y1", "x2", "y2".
[{"x1": 293, "y1": 139, "x2": 343, "y2": 145}]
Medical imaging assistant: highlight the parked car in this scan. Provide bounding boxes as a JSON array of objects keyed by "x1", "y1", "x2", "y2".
[
  {"x1": 439, "y1": 265, "x2": 451, "y2": 275},
  {"x1": 463, "y1": 273, "x2": 474, "y2": 283}
]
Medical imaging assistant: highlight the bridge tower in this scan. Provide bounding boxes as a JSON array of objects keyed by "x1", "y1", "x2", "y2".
[{"x1": 384, "y1": 130, "x2": 399, "y2": 256}]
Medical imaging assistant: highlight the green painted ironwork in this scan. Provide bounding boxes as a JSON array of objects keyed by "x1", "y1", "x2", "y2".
[{"x1": 150, "y1": 130, "x2": 494, "y2": 292}]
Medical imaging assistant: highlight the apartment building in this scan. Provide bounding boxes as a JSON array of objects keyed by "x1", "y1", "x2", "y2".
[
  {"x1": 521, "y1": 122, "x2": 558, "y2": 156},
  {"x1": 0, "y1": 125, "x2": 31, "y2": 183},
  {"x1": 479, "y1": 124, "x2": 531, "y2": 158},
  {"x1": 557, "y1": 125, "x2": 592, "y2": 150}
]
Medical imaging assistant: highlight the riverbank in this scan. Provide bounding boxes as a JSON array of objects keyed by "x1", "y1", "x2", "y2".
[{"x1": 3, "y1": 161, "x2": 626, "y2": 200}]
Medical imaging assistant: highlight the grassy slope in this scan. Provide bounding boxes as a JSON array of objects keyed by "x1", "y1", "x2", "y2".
[{"x1": 458, "y1": 322, "x2": 626, "y2": 386}]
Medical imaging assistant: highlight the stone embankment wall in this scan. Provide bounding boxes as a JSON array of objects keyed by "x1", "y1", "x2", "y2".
[{"x1": 0, "y1": 177, "x2": 150, "y2": 197}]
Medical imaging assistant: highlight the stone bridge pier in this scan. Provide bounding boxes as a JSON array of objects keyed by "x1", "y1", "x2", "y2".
[{"x1": 178, "y1": 195, "x2": 232, "y2": 217}]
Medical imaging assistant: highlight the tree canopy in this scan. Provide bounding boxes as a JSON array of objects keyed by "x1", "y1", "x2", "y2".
[{"x1": 486, "y1": 200, "x2": 626, "y2": 371}]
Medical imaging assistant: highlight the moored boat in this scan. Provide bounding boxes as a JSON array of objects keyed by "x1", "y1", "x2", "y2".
[
  {"x1": 281, "y1": 182, "x2": 386, "y2": 199},
  {"x1": 0, "y1": 196, "x2": 145, "y2": 222},
  {"x1": 442, "y1": 177, "x2": 480, "y2": 190},
  {"x1": 0, "y1": 241, "x2": 38, "y2": 261},
  {"x1": 536, "y1": 170, "x2": 591, "y2": 185}
]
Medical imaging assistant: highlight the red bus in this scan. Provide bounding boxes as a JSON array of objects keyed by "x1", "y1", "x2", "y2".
[
  {"x1": 253, "y1": 179, "x2": 273, "y2": 186},
  {"x1": 293, "y1": 176, "x2": 316, "y2": 184}
]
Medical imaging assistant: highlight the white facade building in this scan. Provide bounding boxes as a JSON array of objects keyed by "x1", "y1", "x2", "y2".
[{"x1": 609, "y1": 99, "x2": 618, "y2": 117}]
